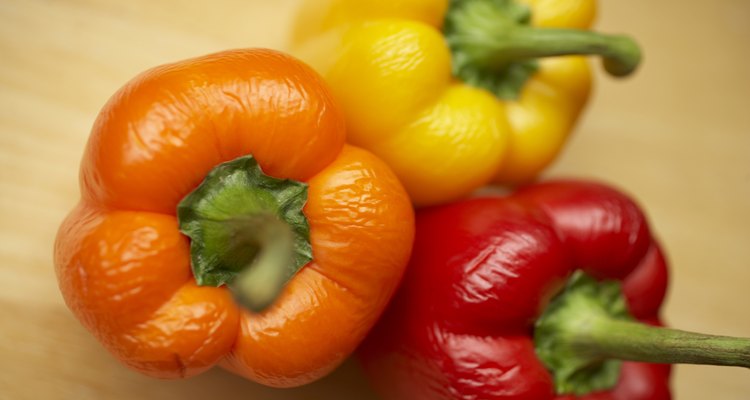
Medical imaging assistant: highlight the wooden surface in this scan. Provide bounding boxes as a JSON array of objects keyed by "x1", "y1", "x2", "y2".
[{"x1": 1, "y1": 0, "x2": 748, "y2": 398}]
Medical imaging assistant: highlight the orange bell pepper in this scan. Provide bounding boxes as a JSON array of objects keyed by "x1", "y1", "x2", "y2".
[{"x1": 54, "y1": 49, "x2": 414, "y2": 387}]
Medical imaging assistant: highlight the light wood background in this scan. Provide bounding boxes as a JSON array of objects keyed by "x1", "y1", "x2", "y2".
[{"x1": 1, "y1": 0, "x2": 748, "y2": 399}]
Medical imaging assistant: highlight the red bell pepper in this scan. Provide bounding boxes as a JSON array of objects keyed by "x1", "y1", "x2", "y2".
[{"x1": 360, "y1": 180, "x2": 750, "y2": 400}]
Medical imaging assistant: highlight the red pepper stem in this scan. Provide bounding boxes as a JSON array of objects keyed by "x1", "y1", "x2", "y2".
[
  {"x1": 535, "y1": 271, "x2": 749, "y2": 395},
  {"x1": 576, "y1": 316, "x2": 750, "y2": 368}
]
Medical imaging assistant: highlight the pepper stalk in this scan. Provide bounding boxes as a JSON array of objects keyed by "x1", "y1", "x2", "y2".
[
  {"x1": 177, "y1": 155, "x2": 312, "y2": 313},
  {"x1": 535, "y1": 271, "x2": 750, "y2": 395},
  {"x1": 445, "y1": 0, "x2": 642, "y2": 99}
]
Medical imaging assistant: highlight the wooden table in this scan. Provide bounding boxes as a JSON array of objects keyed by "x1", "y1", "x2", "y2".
[{"x1": 1, "y1": 0, "x2": 748, "y2": 398}]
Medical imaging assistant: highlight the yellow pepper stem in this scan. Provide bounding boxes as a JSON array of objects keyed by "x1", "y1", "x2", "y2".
[
  {"x1": 457, "y1": 26, "x2": 641, "y2": 77},
  {"x1": 445, "y1": 0, "x2": 642, "y2": 99}
]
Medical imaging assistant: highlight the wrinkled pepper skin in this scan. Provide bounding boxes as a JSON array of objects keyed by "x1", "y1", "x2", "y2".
[
  {"x1": 359, "y1": 180, "x2": 672, "y2": 399},
  {"x1": 291, "y1": 0, "x2": 596, "y2": 206},
  {"x1": 54, "y1": 49, "x2": 415, "y2": 387}
]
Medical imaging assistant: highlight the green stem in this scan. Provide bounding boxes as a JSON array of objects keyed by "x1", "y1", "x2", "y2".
[
  {"x1": 445, "y1": 0, "x2": 643, "y2": 99},
  {"x1": 535, "y1": 272, "x2": 750, "y2": 395},
  {"x1": 224, "y1": 215, "x2": 294, "y2": 312},
  {"x1": 177, "y1": 155, "x2": 312, "y2": 313},
  {"x1": 468, "y1": 27, "x2": 641, "y2": 77},
  {"x1": 577, "y1": 315, "x2": 750, "y2": 368}
]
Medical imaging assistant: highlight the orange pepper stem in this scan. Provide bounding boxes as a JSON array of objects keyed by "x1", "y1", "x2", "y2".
[
  {"x1": 227, "y1": 215, "x2": 295, "y2": 312},
  {"x1": 177, "y1": 155, "x2": 312, "y2": 313},
  {"x1": 535, "y1": 271, "x2": 750, "y2": 395}
]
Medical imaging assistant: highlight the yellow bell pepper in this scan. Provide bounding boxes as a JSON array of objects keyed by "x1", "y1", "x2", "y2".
[{"x1": 291, "y1": 0, "x2": 641, "y2": 206}]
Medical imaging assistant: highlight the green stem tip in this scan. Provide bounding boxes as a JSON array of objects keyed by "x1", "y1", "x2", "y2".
[{"x1": 224, "y1": 215, "x2": 295, "y2": 311}]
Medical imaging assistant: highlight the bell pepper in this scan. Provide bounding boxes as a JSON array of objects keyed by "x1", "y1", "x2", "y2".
[
  {"x1": 360, "y1": 180, "x2": 750, "y2": 399},
  {"x1": 53, "y1": 49, "x2": 415, "y2": 387},
  {"x1": 290, "y1": 0, "x2": 642, "y2": 206}
]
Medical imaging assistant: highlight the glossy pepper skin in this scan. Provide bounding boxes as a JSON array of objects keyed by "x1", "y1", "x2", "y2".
[
  {"x1": 359, "y1": 180, "x2": 672, "y2": 399},
  {"x1": 291, "y1": 0, "x2": 613, "y2": 206},
  {"x1": 54, "y1": 49, "x2": 415, "y2": 387}
]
